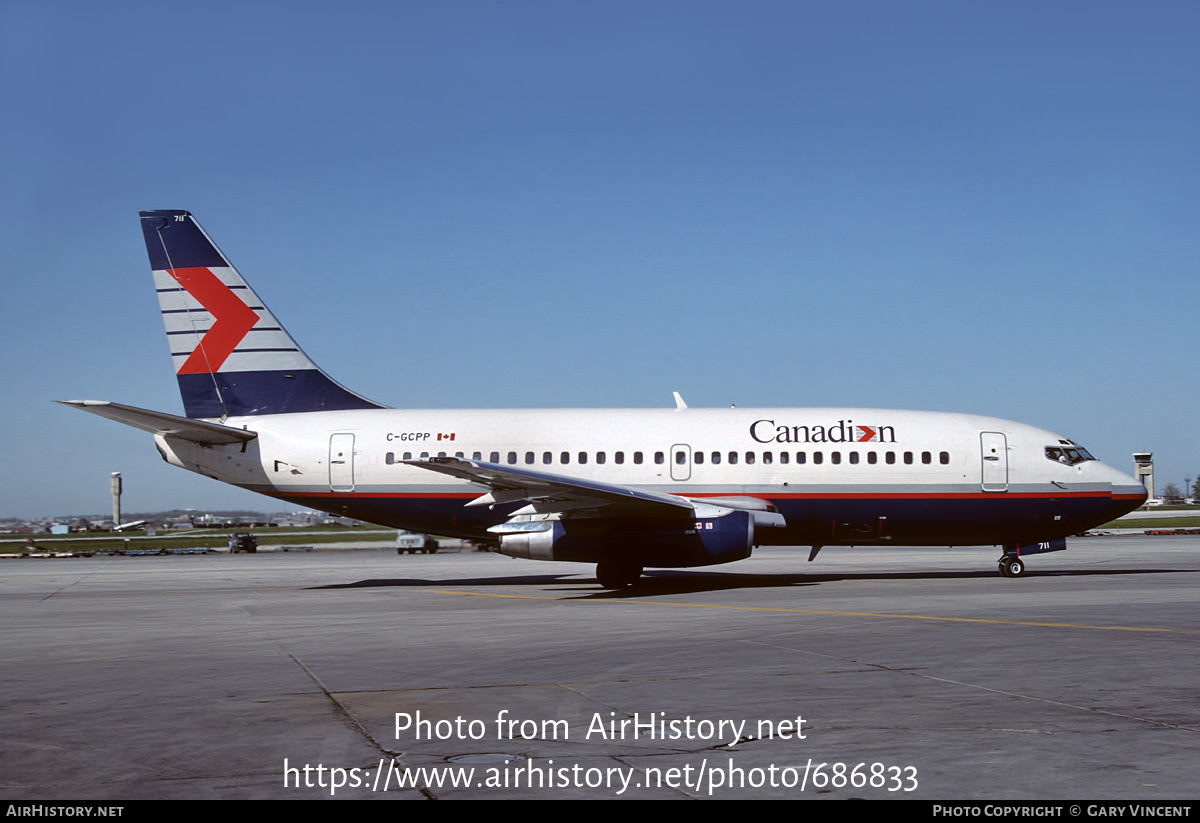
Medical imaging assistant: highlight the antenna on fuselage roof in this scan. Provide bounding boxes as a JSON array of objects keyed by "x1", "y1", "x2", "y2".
[{"x1": 672, "y1": 391, "x2": 687, "y2": 410}]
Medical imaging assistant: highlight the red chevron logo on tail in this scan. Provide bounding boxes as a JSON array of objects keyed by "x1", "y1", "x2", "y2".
[{"x1": 167, "y1": 267, "x2": 259, "y2": 375}]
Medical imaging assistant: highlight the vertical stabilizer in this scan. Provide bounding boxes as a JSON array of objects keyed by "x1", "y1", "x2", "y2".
[{"x1": 139, "y1": 210, "x2": 385, "y2": 418}]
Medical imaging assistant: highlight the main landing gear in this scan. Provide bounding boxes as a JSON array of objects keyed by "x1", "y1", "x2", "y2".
[{"x1": 596, "y1": 562, "x2": 643, "y2": 589}]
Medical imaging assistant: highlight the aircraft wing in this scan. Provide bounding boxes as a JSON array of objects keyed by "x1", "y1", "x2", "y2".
[
  {"x1": 406, "y1": 457, "x2": 788, "y2": 528},
  {"x1": 59, "y1": 400, "x2": 258, "y2": 445},
  {"x1": 404, "y1": 456, "x2": 695, "y2": 517}
]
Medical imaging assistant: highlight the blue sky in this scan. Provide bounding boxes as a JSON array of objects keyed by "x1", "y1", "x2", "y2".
[{"x1": 2, "y1": 1, "x2": 1197, "y2": 517}]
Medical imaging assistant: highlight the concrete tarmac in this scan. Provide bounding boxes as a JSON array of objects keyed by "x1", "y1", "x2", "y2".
[{"x1": 2, "y1": 535, "x2": 1197, "y2": 800}]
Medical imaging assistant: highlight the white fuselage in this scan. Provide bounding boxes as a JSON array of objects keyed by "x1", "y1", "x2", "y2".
[{"x1": 156, "y1": 405, "x2": 1146, "y2": 550}]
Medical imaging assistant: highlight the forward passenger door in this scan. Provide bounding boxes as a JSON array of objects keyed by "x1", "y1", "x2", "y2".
[{"x1": 980, "y1": 431, "x2": 1008, "y2": 492}]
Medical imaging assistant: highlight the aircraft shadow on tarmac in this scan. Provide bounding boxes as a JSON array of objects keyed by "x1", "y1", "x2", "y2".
[{"x1": 310, "y1": 567, "x2": 1192, "y2": 599}]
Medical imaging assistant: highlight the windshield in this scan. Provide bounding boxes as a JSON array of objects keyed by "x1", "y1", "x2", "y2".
[{"x1": 1045, "y1": 441, "x2": 1095, "y2": 466}]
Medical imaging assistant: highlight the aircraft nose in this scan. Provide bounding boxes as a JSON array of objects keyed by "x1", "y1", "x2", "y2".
[{"x1": 1103, "y1": 462, "x2": 1147, "y2": 516}]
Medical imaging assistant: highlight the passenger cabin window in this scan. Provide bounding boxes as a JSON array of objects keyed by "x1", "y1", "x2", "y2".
[
  {"x1": 543, "y1": 452, "x2": 552, "y2": 465},
  {"x1": 849, "y1": 452, "x2": 859, "y2": 464},
  {"x1": 812, "y1": 452, "x2": 823, "y2": 465},
  {"x1": 940, "y1": 451, "x2": 949, "y2": 464},
  {"x1": 745, "y1": 451, "x2": 755, "y2": 465},
  {"x1": 796, "y1": 452, "x2": 805, "y2": 464},
  {"x1": 561, "y1": 451, "x2": 570, "y2": 464},
  {"x1": 763, "y1": 452, "x2": 773, "y2": 464},
  {"x1": 694, "y1": 451, "x2": 704, "y2": 465},
  {"x1": 615, "y1": 451, "x2": 624, "y2": 464},
  {"x1": 867, "y1": 452, "x2": 877, "y2": 464},
  {"x1": 525, "y1": 452, "x2": 534, "y2": 464},
  {"x1": 386, "y1": 452, "x2": 395, "y2": 464},
  {"x1": 507, "y1": 452, "x2": 517, "y2": 464},
  {"x1": 490, "y1": 452, "x2": 500, "y2": 463},
  {"x1": 597, "y1": 452, "x2": 606, "y2": 464},
  {"x1": 903, "y1": 452, "x2": 913, "y2": 465},
  {"x1": 674, "y1": 451, "x2": 686, "y2": 465},
  {"x1": 578, "y1": 452, "x2": 588, "y2": 464},
  {"x1": 922, "y1": 451, "x2": 931, "y2": 464},
  {"x1": 472, "y1": 451, "x2": 481, "y2": 460},
  {"x1": 655, "y1": 452, "x2": 664, "y2": 465},
  {"x1": 779, "y1": 452, "x2": 789, "y2": 464},
  {"x1": 831, "y1": 451, "x2": 841, "y2": 465},
  {"x1": 404, "y1": 452, "x2": 412, "y2": 460},
  {"x1": 711, "y1": 451, "x2": 721, "y2": 465},
  {"x1": 634, "y1": 452, "x2": 643, "y2": 464}
]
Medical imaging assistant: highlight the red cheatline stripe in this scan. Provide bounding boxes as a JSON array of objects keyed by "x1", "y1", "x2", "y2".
[
  {"x1": 264, "y1": 491, "x2": 481, "y2": 499},
  {"x1": 270, "y1": 490, "x2": 1119, "y2": 500}
]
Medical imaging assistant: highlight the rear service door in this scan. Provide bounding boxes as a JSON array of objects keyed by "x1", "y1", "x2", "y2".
[{"x1": 329, "y1": 433, "x2": 356, "y2": 492}]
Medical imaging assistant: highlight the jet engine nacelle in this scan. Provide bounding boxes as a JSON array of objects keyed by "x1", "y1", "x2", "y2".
[{"x1": 496, "y1": 509, "x2": 755, "y2": 568}]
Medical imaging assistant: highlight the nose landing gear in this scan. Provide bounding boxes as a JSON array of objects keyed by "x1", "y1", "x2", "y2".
[
  {"x1": 996, "y1": 537, "x2": 1066, "y2": 577},
  {"x1": 998, "y1": 556, "x2": 1025, "y2": 578}
]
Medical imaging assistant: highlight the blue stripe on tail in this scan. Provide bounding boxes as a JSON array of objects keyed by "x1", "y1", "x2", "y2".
[
  {"x1": 177, "y1": 370, "x2": 384, "y2": 418},
  {"x1": 140, "y1": 210, "x2": 226, "y2": 270}
]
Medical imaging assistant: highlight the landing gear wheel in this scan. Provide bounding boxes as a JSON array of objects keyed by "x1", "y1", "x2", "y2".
[
  {"x1": 596, "y1": 562, "x2": 643, "y2": 589},
  {"x1": 998, "y1": 557, "x2": 1025, "y2": 578}
]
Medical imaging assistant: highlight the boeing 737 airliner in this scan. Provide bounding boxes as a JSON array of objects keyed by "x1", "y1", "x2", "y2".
[{"x1": 63, "y1": 211, "x2": 1147, "y2": 587}]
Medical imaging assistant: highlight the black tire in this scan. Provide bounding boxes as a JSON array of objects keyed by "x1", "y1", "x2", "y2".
[
  {"x1": 1007, "y1": 557, "x2": 1026, "y2": 577},
  {"x1": 596, "y1": 562, "x2": 643, "y2": 589}
]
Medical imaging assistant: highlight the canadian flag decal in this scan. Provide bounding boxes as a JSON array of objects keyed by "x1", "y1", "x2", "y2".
[
  {"x1": 437, "y1": 433, "x2": 456, "y2": 441},
  {"x1": 168, "y1": 267, "x2": 259, "y2": 375}
]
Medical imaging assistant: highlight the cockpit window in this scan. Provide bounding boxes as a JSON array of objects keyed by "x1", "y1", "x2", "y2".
[{"x1": 1045, "y1": 445, "x2": 1095, "y2": 465}]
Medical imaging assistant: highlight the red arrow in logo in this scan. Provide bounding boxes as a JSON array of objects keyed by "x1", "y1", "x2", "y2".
[
  {"x1": 856, "y1": 425, "x2": 877, "y2": 442},
  {"x1": 168, "y1": 267, "x2": 260, "y2": 375}
]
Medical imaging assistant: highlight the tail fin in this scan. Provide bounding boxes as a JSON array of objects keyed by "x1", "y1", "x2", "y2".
[{"x1": 139, "y1": 210, "x2": 386, "y2": 418}]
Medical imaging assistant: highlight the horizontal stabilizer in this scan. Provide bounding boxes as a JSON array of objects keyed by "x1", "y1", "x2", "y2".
[{"x1": 59, "y1": 400, "x2": 257, "y2": 445}]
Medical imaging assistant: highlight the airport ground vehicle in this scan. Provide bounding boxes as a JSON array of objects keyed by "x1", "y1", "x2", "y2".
[
  {"x1": 396, "y1": 531, "x2": 439, "y2": 555},
  {"x1": 227, "y1": 533, "x2": 257, "y2": 553}
]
